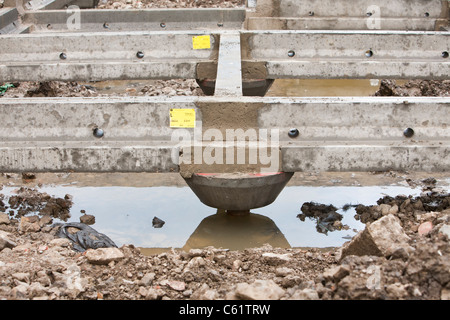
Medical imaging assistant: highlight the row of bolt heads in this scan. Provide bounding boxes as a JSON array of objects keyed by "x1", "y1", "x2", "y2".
[
  {"x1": 92, "y1": 127, "x2": 415, "y2": 139},
  {"x1": 59, "y1": 51, "x2": 449, "y2": 60}
]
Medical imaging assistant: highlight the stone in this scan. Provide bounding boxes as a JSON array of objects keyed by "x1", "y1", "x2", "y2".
[
  {"x1": 0, "y1": 231, "x2": 17, "y2": 250},
  {"x1": 18, "y1": 216, "x2": 41, "y2": 233},
  {"x1": 85, "y1": 248, "x2": 125, "y2": 265},
  {"x1": 79, "y1": 214, "x2": 95, "y2": 225},
  {"x1": 49, "y1": 238, "x2": 72, "y2": 247},
  {"x1": 338, "y1": 214, "x2": 411, "y2": 260},
  {"x1": 386, "y1": 283, "x2": 408, "y2": 299},
  {"x1": 439, "y1": 224, "x2": 450, "y2": 240},
  {"x1": 191, "y1": 283, "x2": 218, "y2": 300},
  {"x1": 418, "y1": 221, "x2": 433, "y2": 236},
  {"x1": 168, "y1": 280, "x2": 186, "y2": 291},
  {"x1": 0, "y1": 212, "x2": 10, "y2": 225},
  {"x1": 12, "y1": 272, "x2": 30, "y2": 283},
  {"x1": 261, "y1": 252, "x2": 291, "y2": 265},
  {"x1": 322, "y1": 265, "x2": 350, "y2": 282},
  {"x1": 234, "y1": 279, "x2": 285, "y2": 300},
  {"x1": 139, "y1": 272, "x2": 155, "y2": 286},
  {"x1": 441, "y1": 288, "x2": 450, "y2": 300},
  {"x1": 288, "y1": 288, "x2": 319, "y2": 300},
  {"x1": 275, "y1": 267, "x2": 293, "y2": 277}
]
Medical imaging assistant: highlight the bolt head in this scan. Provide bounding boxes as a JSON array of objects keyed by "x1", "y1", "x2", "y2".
[
  {"x1": 288, "y1": 128, "x2": 299, "y2": 138},
  {"x1": 93, "y1": 128, "x2": 104, "y2": 138}
]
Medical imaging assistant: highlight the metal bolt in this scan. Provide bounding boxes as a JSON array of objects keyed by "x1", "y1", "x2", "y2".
[
  {"x1": 93, "y1": 128, "x2": 104, "y2": 138},
  {"x1": 288, "y1": 128, "x2": 299, "y2": 138},
  {"x1": 442, "y1": 51, "x2": 449, "y2": 59},
  {"x1": 288, "y1": 50, "x2": 295, "y2": 57},
  {"x1": 59, "y1": 52, "x2": 67, "y2": 60},
  {"x1": 365, "y1": 50, "x2": 373, "y2": 58},
  {"x1": 136, "y1": 51, "x2": 144, "y2": 59},
  {"x1": 103, "y1": 22, "x2": 109, "y2": 29},
  {"x1": 160, "y1": 22, "x2": 166, "y2": 28},
  {"x1": 403, "y1": 128, "x2": 414, "y2": 138}
]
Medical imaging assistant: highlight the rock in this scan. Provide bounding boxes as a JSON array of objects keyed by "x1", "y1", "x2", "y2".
[
  {"x1": 49, "y1": 238, "x2": 71, "y2": 248},
  {"x1": 438, "y1": 224, "x2": 450, "y2": 240},
  {"x1": 85, "y1": 248, "x2": 125, "y2": 265},
  {"x1": 152, "y1": 216, "x2": 165, "y2": 228},
  {"x1": 139, "y1": 272, "x2": 155, "y2": 286},
  {"x1": 12, "y1": 272, "x2": 30, "y2": 283},
  {"x1": 418, "y1": 221, "x2": 433, "y2": 236},
  {"x1": 188, "y1": 248, "x2": 204, "y2": 257},
  {"x1": 28, "y1": 282, "x2": 47, "y2": 298},
  {"x1": 185, "y1": 256, "x2": 205, "y2": 270},
  {"x1": 79, "y1": 214, "x2": 95, "y2": 225},
  {"x1": 261, "y1": 252, "x2": 291, "y2": 265},
  {"x1": 233, "y1": 279, "x2": 285, "y2": 300},
  {"x1": 168, "y1": 280, "x2": 186, "y2": 291},
  {"x1": 39, "y1": 215, "x2": 53, "y2": 227},
  {"x1": 441, "y1": 288, "x2": 450, "y2": 300},
  {"x1": 288, "y1": 288, "x2": 319, "y2": 300},
  {"x1": 18, "y1": 216, "x2": 41, "y2": 233},
  {"x1": 322, "y1": 265, "x2": 350, "y2": 282},
  {"x1": 0, "y1": 212, "x2": 10, "y2": 225},
  {"x1": 0, "y1": 231, "x2": 17, "y2": 250},
  {"x1": 386, "y1": 283, "x2": 408, "y2": 299},
  {"x1": 275, "y1": 267, "x2": 294, "y2": 277},
  {"x1": 191, "y1": 283, "x2": 218, "y2": 300},
  {"x1": 338, "y1": 214, "x2": 411, "y2": 260}
]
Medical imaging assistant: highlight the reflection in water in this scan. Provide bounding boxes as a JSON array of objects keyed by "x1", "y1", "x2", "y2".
[
  {"x1": 182, "y1": 209, "x2": 290, "y2": 251},
  {"x1": 0, "y1": 180, "x2": 431, "y2": 252}
]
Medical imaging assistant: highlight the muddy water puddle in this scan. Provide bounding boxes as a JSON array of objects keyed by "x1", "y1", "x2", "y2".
[{"x1": 2, "y1": 172, "x2": 444, "y2": 253}]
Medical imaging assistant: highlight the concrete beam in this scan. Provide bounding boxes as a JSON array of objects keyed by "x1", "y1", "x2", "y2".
[
  {"x1": 0, "y1": 7, "x2": 30, "y2": 34},
  {"x1": 0, "y1": 31, "x2": 218, "y2": 82},
  {"x1": 0, "y1": 96, "x2": 448, "y2": 173},
  {"x1": 214, "y1": 31, "x2": 243, "y2": 96},
  {"x1": 4, "y1": 0, "x2": 98, "y2": 10},
  {"x1": 243, "y1": 30, "x2": 450, "y2": 79},
  {"x1": 247, "y1": 0, "x2": 449, "y2": 30},
  {"x1": 251, "y1": 0, "x2": 446, "y2": 18},
  {"x1": 1, "y1": 30, "x2": 449, "y2": 82},
  {"x1": 246, "y1": 17, "x2": 446, "y2": 31},
  {"x1": 22, "y1": 8, "x2": 246, "y2": 32}
]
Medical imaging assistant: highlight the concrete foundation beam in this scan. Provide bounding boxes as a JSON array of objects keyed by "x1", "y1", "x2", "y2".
[
  {"x1": 0, "y1": 7, "x2": 30, "y2": 34},
  {"x1": 0, "y1": 96, "x2": 448, "y2": 173},
  {"x1": 22, "y1": 8, "x2": 246, "y2": 32},
  {"x1": 0, "y1": 31, "x2": 218, "y2": 82},
  {"x1": 1, "y1": 30, "x2": 448, "y2": 82},
  {"x1": 243, "y1": 30, "x2": 450, "y2": 80}
]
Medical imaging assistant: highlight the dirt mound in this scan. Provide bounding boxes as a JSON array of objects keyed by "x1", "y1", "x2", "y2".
[{"x1": 374, "y1": 79, "x2": 450, "y2": 97}]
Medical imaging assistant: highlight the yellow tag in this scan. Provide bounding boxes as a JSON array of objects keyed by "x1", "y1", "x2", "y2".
[
  {"x1": 170, "y1": 108, "x2": 196, "y2": 128},
  {"x1": 192, "y1": 35, "x2": 211, "y2": 50}
]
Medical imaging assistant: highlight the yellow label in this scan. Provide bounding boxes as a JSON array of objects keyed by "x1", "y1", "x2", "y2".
[
  {"x1": 170, "y1": 108, "x2": 196, "y2": 128},
  {"x1": 192, "y1": 35, "x2": 211, "y2": 50}
]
